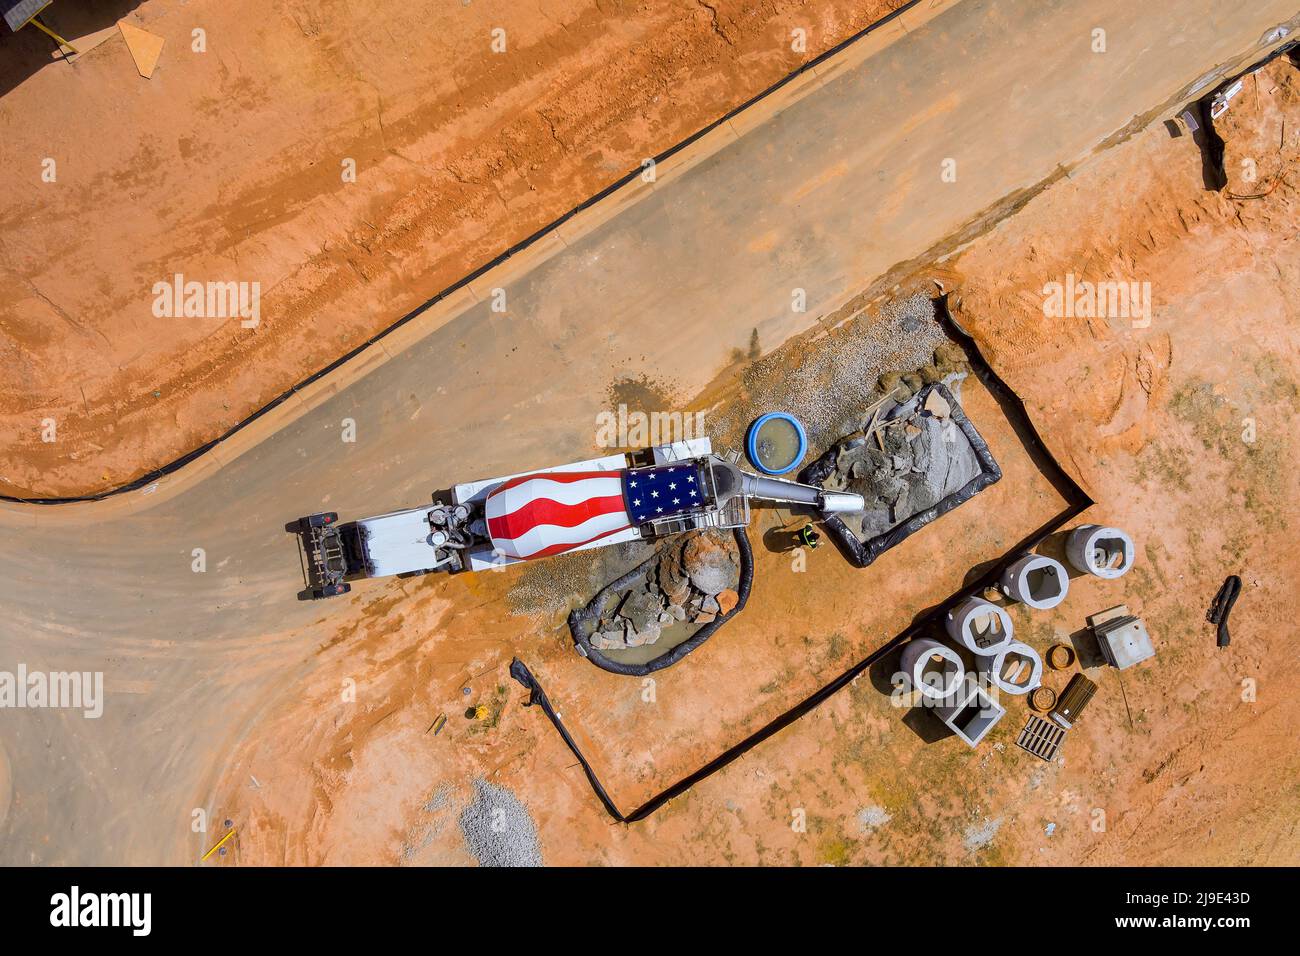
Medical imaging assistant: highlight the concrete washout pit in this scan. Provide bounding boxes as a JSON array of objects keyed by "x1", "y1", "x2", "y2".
[
  {"x1": 1066, "y1": 524, "x2": 1135, "y2": 579},
  {"x1": 899, "y1": 637, "x2": 965, "y2": 700},
  {"x1": 945, "y1": 596, "x2": 1014, "y2": 656},
  {"x1": 801, "y1": 380, "x2": 1003, "y2": 571},
  {"x1": 999, "y1": 554, "x2": 1070, "y2": 609}
]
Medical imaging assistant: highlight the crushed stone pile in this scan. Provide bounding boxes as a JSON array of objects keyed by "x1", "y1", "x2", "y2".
[
  {"x1": 458, "y1": 778, "x2": 543, "y2": 868},
  {"x1": 707, "y1": 293, "x2": 952, "y2": 451},
  {"x1": 590, "y1": 530, "x2": 740, "y2": 650},
  {"x1": 821, "y1": 368, "x2": 980, "y2": 542}
]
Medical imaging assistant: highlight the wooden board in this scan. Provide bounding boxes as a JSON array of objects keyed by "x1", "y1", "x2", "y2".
[
  {"x1": 117, "y1": 19, "x2": 164, "y2": 79},
  {"x1": 47, "y1": 23, "x2": 118, "y2": 62}
]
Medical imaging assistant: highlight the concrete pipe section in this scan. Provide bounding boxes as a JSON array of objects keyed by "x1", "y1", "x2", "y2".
[
  {"x1": 999, "y1": 554, "x2": 1070, "y2": 610},
  {"x1": 976, "y1": 641, "x2": 1044, "y2": 696},
  {"x1": 899, "y1": 637, "x2": 965, "y2": 701},
  {"x1": 1066, "y1": 524, "x2": 1135, "y2": 579},
  {"x1": 945, "y1": 597, "x2": 1014, "y2": 656}
]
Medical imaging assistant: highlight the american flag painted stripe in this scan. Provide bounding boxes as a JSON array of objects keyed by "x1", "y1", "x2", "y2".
[
  {"x1": 485, "y1": 473, "x2": 625, "y2": 515},
  {"x1": 489, "y1": 510, "x2": 632, "y2": 561},
  {"x1": 483, "y1": 470, "x2": 633, "y2": 560},
  {"x1": 486, "y1": 493, "x2": 627, "y2": 538}
]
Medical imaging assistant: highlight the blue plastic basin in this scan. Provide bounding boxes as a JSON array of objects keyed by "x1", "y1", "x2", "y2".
[{"x1": 746, "y1": 412, "x2": 807, "y2": 476}]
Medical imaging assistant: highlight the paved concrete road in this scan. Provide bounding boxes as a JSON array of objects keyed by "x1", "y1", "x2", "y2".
[{"x1": 1, "y1": 0, "x2": 1294, "y2": 863}]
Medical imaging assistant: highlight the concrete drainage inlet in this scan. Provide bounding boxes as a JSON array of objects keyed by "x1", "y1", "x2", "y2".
[
  {"x1": 1000, "y1": 553, "x2": 1070, "y2": 609},
  {"x1": 1067, "y1": 524, "x2": 1135, "y2": 579},
  {"x1": 934, "y1": 680, "x2": 1007, "y2": 748},
  {"x1": 945, "y1": 596, "x2": 1014, "y2": 656}
]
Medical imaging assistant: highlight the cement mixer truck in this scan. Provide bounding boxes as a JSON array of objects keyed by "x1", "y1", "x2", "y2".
[{"x1": 292, "y1": 438, "x2": 862, "y2": 599}]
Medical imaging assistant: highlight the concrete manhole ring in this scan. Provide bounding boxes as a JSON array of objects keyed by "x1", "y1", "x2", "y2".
[
  {"x1": 945, "y1": 596, "x2": 1014, "y2": 656},
  {"x1": 1067, "y1": 524, "x2": 1135, "y2": 579},
  {"x1": 1000, "y1": 553, "x2": 1070, "y2": 610}
]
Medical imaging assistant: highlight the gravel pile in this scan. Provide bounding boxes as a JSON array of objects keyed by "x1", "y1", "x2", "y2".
[
  {"x1": 459, "y1": 778, "x2": 543, "y2": 867},
  {"x1": 963, "y1": 816, "x2": 1003, "y2": 852},
  {"x1": 822, "y1": 386, "x2": 981, "y2": 542},
  {"x1": 858, "y1": 805, "x2": 892, "y2": 831},
  {"x1": 709, "y1": 292, "x2": 950, "y2": 450}
]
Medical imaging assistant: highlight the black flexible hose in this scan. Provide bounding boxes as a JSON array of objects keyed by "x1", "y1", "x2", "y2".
[{"x1": 1207, "y1": 575, "x2": 1241, "y2": 648}]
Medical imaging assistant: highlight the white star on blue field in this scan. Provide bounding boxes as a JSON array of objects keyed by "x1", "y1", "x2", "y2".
[{"x1": 623, "y1": 464, "x2": 703, "y2": 523}]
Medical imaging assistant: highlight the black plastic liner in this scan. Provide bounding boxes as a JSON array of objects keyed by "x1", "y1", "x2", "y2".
[
  {"x1": 509, "y1": 658, "x2": 626, "y2": 821},
  {"x1": 800, "y1": 381, "x2": 1001, "y2": 569},
  {"x1": 1207, "y1": 574, "x2": 1242, "y2": 648},
  {"x1": 508, "y1": 638, "x2": 904, "y2": 824},
  {"x1": 567, "y1": 527, "x2": 753, "y2": 676}
]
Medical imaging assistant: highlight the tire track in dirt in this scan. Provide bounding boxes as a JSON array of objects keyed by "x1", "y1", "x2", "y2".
[{"x1": 0, "y1": 0, "x2": 907, "y2": 497}]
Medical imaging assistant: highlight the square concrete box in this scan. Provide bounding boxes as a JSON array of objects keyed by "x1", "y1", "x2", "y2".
[
  {"x1": 1088, "y1": 604, "x2": 1156, "y2": 670},
  {"x1": 933, "y1": 681, "x2": 1006, "y2": 748}
]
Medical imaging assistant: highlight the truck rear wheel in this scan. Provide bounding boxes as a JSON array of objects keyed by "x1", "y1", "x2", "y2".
[{"x1": 309, "y1": 582, "x2": 350, "y2": 599}]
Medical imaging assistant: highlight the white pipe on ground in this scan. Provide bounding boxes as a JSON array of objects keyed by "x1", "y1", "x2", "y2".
[
  {"x1": 899, "y1": 637, "x2": 965, "y2": 701},
  {"x1": 976, "y1": 640, "x2": 1043, "y2": 696}
]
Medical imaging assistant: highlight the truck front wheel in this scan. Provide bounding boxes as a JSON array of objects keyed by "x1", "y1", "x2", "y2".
[{"x1": 302, "y1": 512, "x2": 339, "y2": 530}]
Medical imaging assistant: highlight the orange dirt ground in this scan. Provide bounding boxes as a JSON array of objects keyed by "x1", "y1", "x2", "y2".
[
  {"x1": 5, "y1": 3, "x2": 1299, "y2": 868},
  {"x1": 203, "y1": 305, "x2": 1073, "y2": 864},
  {"x1": 0, "y1": 0, "x2": 905, "y2": 498},
  {"x1": 206, "y1": 55, "x2": 1300, "y2": 867}
]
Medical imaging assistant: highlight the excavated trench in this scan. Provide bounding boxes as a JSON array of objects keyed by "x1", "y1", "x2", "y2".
[{"x1": 518, "y1": 294, "x2": 1092, "y2": 820}]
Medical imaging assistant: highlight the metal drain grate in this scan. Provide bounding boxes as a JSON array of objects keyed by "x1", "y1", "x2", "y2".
[{"x1": 1016, "y1": 715, "x2": 1066, "y2": 761}]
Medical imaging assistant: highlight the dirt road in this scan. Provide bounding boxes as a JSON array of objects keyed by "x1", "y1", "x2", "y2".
[
  {"x1": 0, "y1": 0, "x2": 1295, "y2": 865},
  {"x1": 0, "y1": 0, "x2": 907, "y2": 498}
]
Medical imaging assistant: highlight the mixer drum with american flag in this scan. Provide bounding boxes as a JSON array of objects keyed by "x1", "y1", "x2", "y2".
[{"x1": 484, "y1": 463, "x2": 704, "y2": 560}]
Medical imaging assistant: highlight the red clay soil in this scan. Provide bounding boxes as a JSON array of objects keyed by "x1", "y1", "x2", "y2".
[
  {"x1": 206, "y1": 296, "x2": 1074, "y2": 865},
  {"x1": 0, "y1": 0, "x2": 906, "y2": 498},
  {"x1": 206, "y1": 56, "x2": 1300, "y2": 867}
]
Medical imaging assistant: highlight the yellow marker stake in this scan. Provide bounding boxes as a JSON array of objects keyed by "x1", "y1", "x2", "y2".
[
  {"x1": 28, "y1": 18, "x2": 81, "y2": 55},
  {"x1": 201, "y1": 829, "x2": 236, "y2": 862}
]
